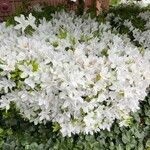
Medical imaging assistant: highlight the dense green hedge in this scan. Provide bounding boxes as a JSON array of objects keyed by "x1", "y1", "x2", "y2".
[{"x1": 1, "y1": 4, "x2": 150, "y2": 150}]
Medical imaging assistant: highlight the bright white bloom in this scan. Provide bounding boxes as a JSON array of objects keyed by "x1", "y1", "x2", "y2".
[
  {"x1": 14, "y1": 15, "x2": 29, "y2": 32},
  {"x1": 0, "y1": 11, "x2": 150, "y2": 137},
  {"x1": 14, "y1": 13, "x2": 37, "y2": 32},
  {"x1": 0, "y1": 78, "x2": 16, "y2": 93},
  {"x1": 27, "y1": 13, "x2": 37, "y2": 30}
]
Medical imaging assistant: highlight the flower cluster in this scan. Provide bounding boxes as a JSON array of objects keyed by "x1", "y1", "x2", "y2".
[
  {"x1": 106, "y1": 11, "x2": 150, "y2": 50},
  {"x1": 119, "y1": 0, "x2": 150, "y2": 7},
  {"x1": 0, "y1": 12, "x2": 150, "y2": 136}
]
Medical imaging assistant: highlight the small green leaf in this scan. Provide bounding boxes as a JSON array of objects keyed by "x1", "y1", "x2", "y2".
[
  {"x1": 52, "y1": 122, "x2": 61, "y2": 132},
  {"x1": 69, "y1": 36, "x2": 76, "y2": 45},
  {"x1": 57, "y1": 27, "x2": 67, "y2": 39},
  {"x1": 0, "y1": 128, "x2": 4, "y2": 134},
  {"x1": 138, "y1": 143, "x2": 144, "y2": 150},
  {"x1": 51, "y1": 41, "x2": 59, "y2": 47},
  {"x1": 116, "y1": 144, "x2": 123, "y2": 150},
  {"x1": 146, "y1": 139, "x2": 150, "y2": 148},
  {"x1": 101, "y1": 48, "x2": 108, "y2": 57},
  {"x1": 6, "y1": 128, "x2": 13, "y2": 135},
  {"x1": 95, "y1": 74, "x2": 101, "y2": 82},
  {"x1": 126, "y1": 144, "x2": 131, "y2": 150},
  {"x1": 31, "y1": 60, "x2": 38, "y2": 72}
]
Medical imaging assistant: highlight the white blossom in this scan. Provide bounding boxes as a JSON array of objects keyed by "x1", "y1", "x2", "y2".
[{"x1": 14, "y1": 13, "x2": 37, "y2": 33}]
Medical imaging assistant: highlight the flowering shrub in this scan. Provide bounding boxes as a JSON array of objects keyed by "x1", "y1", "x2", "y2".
[
  {"x1": 111, "y1": 0, "x2": 150, "y2": 6},
  {"x1": 124, "y1": 11, "x2": 150, "y2": 49},
  {"x1": 106, "y1": 8, "x2": 150, "y2": 49},
  {"x1": 0, "y1": 11, "x2": 150, "y2": 137}
]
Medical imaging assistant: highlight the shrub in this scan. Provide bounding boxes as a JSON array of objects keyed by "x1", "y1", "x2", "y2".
[{"x1": 0, "y1": 4, "x2": 150, "y2": 150}]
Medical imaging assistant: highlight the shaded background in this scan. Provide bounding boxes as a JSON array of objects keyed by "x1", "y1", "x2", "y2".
[{"x1": 0, "y1": 0, "x2": 94, "y2": 21}]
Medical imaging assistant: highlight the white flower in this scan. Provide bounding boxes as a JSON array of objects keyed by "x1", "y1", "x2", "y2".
[
  {"x1": 0, "y1": 78, "x2": 16, "y2": 93},
  {"x1": 14, "y1": 13, "x2": 36, "y2": 32},
  {"x1": 27, "y1": 13, "x2": 37, "y2": 30},
  {"x1": 14, "y1": 15, "x2": 29, "y2": 33}
]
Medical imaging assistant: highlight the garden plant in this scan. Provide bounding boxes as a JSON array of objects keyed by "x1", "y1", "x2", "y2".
[{"x1": 0, "y1": 0, "x2": 150, "y2": 150}]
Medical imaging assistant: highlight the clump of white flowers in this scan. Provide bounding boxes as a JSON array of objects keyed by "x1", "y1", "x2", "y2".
[
  {"x1": 119, "y1": 0, "x2": 150, "y2": 7},
  {"x1": 0, "y1": 12, "x2": 150, "y2": 136},
  {"x1": 106, "y1": 11, "x2": 150, "y2": 50}
]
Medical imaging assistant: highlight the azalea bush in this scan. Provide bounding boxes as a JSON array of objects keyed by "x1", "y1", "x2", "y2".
[
  {"x1": 0, "y1": 7, "x2": 150, "y2": 138},
  {"x1": 0, "y1": 3, "x2": 150, "y2": 150}
]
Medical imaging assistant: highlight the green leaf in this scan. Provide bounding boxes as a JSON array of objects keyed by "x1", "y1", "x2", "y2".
[
  {"x1": 57, "y1": 28, "x2": 67, "y2": 39},
  {"x1": 24, "y1": 25, "x2": 35, "y2": 35},
  {"x1": 146, "y1": 139, "x2": 150, "y2": 148},
  {"x1": 29, "y1": 142, "x2": 39, "y2": 150},
  {"x1": 52, "y1": 122, "x2": 61, "y2": 132},
  {"x1": 51, "y1": 41, "x2": 59, "y2": 47},
  {"x1": 31, "y1": 60, "x2": 38, "y2": 72},
  {"x1": 126, "y1": 144, "x2": 131, "y2": 150},
  {"x1": 138, "y1": 143, "x2": 144, "y2": 150},
  {"x1": 101, "y1": 48, "x2": 108, "y2": 57},
  {"x1": 0, "y1": 128, "x2": 4, "y2": 134},
  {"x1": 0, "y1": 139, "x2": 4, "y2": 148},
  {"x1": 122, "y1": 133, "x2": 130, "y2": 144},
  {"x1": 110, "y1": 0, "x2": 121, "y2": 6},
  {"x1": 116, "y1": 144, "x2": 123, "y2": 150},
  {"x1": 69, "y1": 36, "x2": 76, "y2": 45},
  {"x1": 6, "y1": 129, "x2": 13, "y2": 135}
]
